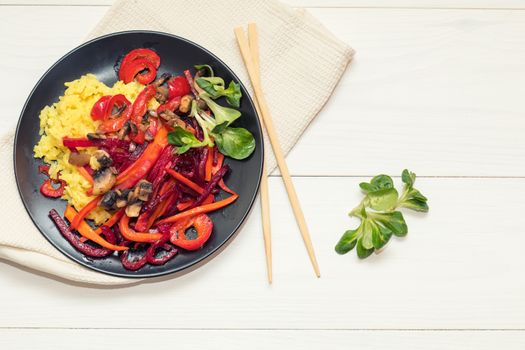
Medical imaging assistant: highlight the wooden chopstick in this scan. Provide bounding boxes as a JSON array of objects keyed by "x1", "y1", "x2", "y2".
[
  {"x1": 235, "y1": 24, "x2": 321, "y2": 277},
  {"x1": 247, "y1": 23, "x2": 272, "y2": 284}
]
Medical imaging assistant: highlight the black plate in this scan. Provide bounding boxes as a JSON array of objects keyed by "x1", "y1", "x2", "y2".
[{"x1": 14, "y1": 31, "x2": 263, "y2": 278}]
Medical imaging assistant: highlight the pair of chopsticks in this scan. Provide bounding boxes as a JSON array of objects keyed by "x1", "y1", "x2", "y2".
[{"x1": 234, "y1": 24, "x2": 321, "y2": 282}]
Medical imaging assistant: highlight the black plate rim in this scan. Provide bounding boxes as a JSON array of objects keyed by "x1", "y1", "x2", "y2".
[{"x1": 13, "y1": 30, "x2": 263, "y2": 278}]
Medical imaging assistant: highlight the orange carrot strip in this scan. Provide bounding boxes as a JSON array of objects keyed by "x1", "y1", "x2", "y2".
[
  {"x1": 118, "y1": 215, "x2": 163, "y2": 243},
  {"x1": 166, "y1": 169, "x2": 205, "y2": 194},
  {"x1": 157, "y1": 194, "x2": 238, "y2": 225},
  {"x1": 80, "y1": 209, "x2": 125, "y2": 243},
  {"x1": 204, "y1": 147, "x2": 214, "y2": 182},
  {"x1": 70, "y1": 196, "x2": 101, "y2": 230},
  {"x1": 64, "y1": 206, "x2": 127, "y2": 251},
  {"x1": 218, "y1": 179, "x2": 237, "y2": 195}
]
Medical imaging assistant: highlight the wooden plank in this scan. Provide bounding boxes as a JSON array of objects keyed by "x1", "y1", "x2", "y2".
[
  {"x1": 1, "y1": 329, "x2": 525, "y2": 350},
  {"x1": 0, "y1": 177, "x2": 524, "y2": 329},
  {"x1": 284, "y1": 8, "x2": 525, "y2": 176},
  {"x1": 1, "y1": 7, "x2": 524, "y2": 176},
  {"x1": 1, "y1": 0, "x2": 525, "y2": 9}
]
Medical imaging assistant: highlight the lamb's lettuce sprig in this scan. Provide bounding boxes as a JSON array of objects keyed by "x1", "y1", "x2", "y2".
[{"x1": 335, "y1": 170, "x2": 429, "y2": 258}]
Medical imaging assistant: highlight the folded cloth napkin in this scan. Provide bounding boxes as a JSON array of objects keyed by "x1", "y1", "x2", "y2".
[{"x1": 0, "y1": 0, "x2": 353, "y2": 285}]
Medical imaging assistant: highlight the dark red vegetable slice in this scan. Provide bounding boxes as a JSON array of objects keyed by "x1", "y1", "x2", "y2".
[
  {"x1": 188, "y1": 165, "x2": 229, "y2": 209},
  {"x1": 49, "y1": 209, "x2": 116, "y2": 258},
  {"x1": 146, "y1": 234, "x2": 178, "y2": 265},
  {"x1": 119, "y1": 241, "x2": 148, "y2": 271}
]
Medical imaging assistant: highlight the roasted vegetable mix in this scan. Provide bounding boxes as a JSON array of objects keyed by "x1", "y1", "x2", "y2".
[
  {"x1": 37, "y1": 48, "x2": 255, "y2": 271},
  {"x1": 335, "y1": 170, "x2": 429, "y2": 258}
]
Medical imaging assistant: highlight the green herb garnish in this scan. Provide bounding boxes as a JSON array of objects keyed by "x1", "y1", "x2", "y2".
[
  {"x1": 335, "y1": 170, "x2": 429, "y2": 258},
  {"x1": 168, "y1": 99, "x2": 255, "y2": 160},
  {"x1": 194, "y1": 64, "x2": 242, "y2": 107}
]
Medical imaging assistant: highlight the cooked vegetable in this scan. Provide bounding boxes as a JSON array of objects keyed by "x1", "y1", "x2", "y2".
[
  {"x1": 49, "y1": 209, "x2": 120, "y2": 258},
  {"x1": 90, "y1": 95, "x2": 111, "y2": 121},
  {"x1": 170, "y1": 214, "x2": 213, "y2": 250},
  {"x1": 92, "y1": 167, "x2": 117, "y2": 196},
  {"x1": 64, "y1": 206, "x2": 127, "y2": 251},
  {"x1": 37, "y1": 48, "x2": 254, "y2": 270},
  {"x1": 168, "y1": 75, "x2": 191, "y2": 99},
  {"x1": 335, "y1": 170, "x2": 429, "y2": 258},
  {"x1": 68, "y1": 152, "x2": 91, "y2": 167},
  {"x1": 40, "y1": 177, "x2": 66, "y2": 198},
  {"x1": 118, "y1": 48, "x2": 160, "y2": 84}
]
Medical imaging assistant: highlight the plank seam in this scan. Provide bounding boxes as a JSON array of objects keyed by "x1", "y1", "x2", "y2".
[
  {"x1": 1, "y1": 327, "x2": 524, "y2": 331},
  {"x1": 1, "y1": 4, "x2": 525, "y2": 10}
]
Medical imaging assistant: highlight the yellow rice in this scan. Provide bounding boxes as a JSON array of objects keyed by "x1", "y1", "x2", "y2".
[{"x1": 33, "y1": 74, "x2": 158, "y2": 223}]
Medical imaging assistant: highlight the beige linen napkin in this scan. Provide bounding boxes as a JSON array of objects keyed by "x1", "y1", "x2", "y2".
[{"x1": 0, "y1": 0, "x2": 353, "y2": 285}]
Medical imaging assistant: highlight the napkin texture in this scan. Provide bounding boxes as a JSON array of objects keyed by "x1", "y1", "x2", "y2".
[{"x1": 1, "y1": 0, "x2": 353, "y2": 285}]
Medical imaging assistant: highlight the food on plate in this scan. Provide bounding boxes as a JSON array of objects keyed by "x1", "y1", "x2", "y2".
[
  {"x1": 335, "y1": 169, "x2": 429, "y2": 258},
  {"x1": 34, "y1": 48, "x2": 255, "y2": 270}
]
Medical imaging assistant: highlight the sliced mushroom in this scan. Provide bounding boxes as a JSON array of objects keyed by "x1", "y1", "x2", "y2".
[
  {"x1": 87, "y1": 132, "x2": 106, "y2": 140},
  {"x1": 117, "y1": 121, "x2": 131, "y2": 140},
  {"x1": 145, "y1": 130, "x2": 155, "y2": 142},
  {"x1": 125, "y1": 200, "x2": 142, "y2": 217},
  {"x1": 159, "y1": 109, "x2": 176, "y2": 122},
  {"x1": 68, "y1": 152, "x2": 91, "y2": 167},
  {"x1": 148, "y1": 109, "x2": 158, "y2": 118},
  {"x1": 100, "y1": 190, "x2": 117, "y2": 210},
  {"x1": 128, "y1": 180, "x2": 153, "y2": 202},
  {"x1": 92, "y1": 150, "x2": 113, "y2": 169},
  {"x1": 153, "y1": 73, "x2": 171, "y2": 87},
  {"x1": 115, "y1": 189, "x2": 130, "y2": 209},
  {"x1": 155, "y1": 86, "x2": 169, "y2": 104},
  {"x1": 92, "y1": 167, "x2": 117, "y2": 196},
  {"x1": 179, "y1": 95, "x2": 193, "y2": 114}
]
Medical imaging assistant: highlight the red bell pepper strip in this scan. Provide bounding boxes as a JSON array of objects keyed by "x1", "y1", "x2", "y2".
[
  {"x1": 98, "y1": 94, "x2": 132, "y2": 133},
  {"x1": 157, "y1": 193, "x2": 238, "y2": 225},
  {"x1": 119, "y1": 58, "x2": 157, "y2": 84},
  {"x1": 166, "y1": 169, "x2": 205, "y2": 194},
  {"x1": 38, "y1": 165, "x2": 50, "y2": 175},
  {"x1": 131, "y1": 85, "x2": 156, "y2": 126},
  {"x1": 183, "y1": 70, "x2": 199, "y2": 97},
  {"x1": 129, "y1": 85, "x2": 156, "y2": 144},
  {"x1": 204, "y1": 147, "x2": 214, "y2": 182},
  {"x1": 118, "y1": 215, "x2": 163, "y2": 243},
  {"x1": 119, "y1": 48, "x2": 160, "y2": 73},
  {"x1": 104, "y1": 94, "x2": 131, "y2": 119},
  {"x1": 168, "y1": 76, "x2": 191, "y2": 99},
  {"x1": 40, "y1": 178, "x2": 66, "y2": 198},
  {"x1": 147, "y1": 117, "x2": 159, "y2": 139},
  {"x1": 64, "y1": 206, "x2": 127, "y2": 251},
  {"x1": 70, "y1": 196, "x2": 101, "y2": 230},
  {"x1": 90, "y1": 95, "x2": 111, "y2": 121},
  {"x1": 170, "y1": 214, "x2": 213, "y2": 250},
  {"x1": 115, "y1": 127, "x2": 168, "y2": 189},
  {"x1": 156, "y1": 96, "x2": 181, "y2": 114}
]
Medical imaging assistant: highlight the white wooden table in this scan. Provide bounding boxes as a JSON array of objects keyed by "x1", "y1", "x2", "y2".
[{"x1": 1, "y1": 0, "x2": 525, "y2": 348}]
